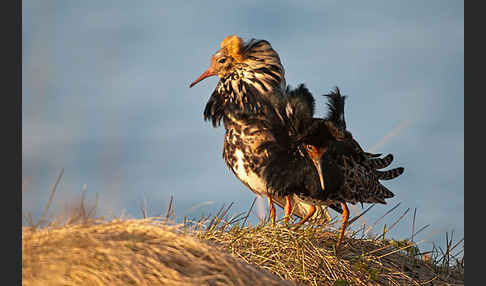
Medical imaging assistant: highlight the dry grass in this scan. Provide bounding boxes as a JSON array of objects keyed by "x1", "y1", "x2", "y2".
[
  {"x1": 22, "y1": 218, "x2": 295, "y2": 286},
  {"x1": 199, "y1": 220, "x2": 464, "y2": 286},
  {"x1": 22, "y1": 173, "x2": 464, "y2": 286},
  {"x1": 22, "y1": 210, "x2": 464, "y2": 286}
]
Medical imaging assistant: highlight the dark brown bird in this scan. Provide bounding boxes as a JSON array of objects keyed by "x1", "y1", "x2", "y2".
[
  {"x1": 190, "y1": 35, "x2": 337, "y2": 225},
  {"x1": 262, "y1": 86, "x2": 404, "y2": 246}
]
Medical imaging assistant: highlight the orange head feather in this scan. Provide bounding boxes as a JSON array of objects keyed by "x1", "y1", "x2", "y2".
[{"x1": 220, "y1": 35, "x2": 244, "y2": 62}]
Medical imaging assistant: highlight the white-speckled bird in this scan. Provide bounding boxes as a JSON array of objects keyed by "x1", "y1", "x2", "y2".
[{"x1": 190, "y1": 35, "x2": 337, "y2": 225}]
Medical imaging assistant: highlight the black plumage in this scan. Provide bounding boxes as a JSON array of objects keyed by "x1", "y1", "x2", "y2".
[
  {"x1": 262, "y1": 86, "x2": 403, "y2": 203},
  {"x1": 261, "y1": 86, "x2": 404, "y2": 245}
]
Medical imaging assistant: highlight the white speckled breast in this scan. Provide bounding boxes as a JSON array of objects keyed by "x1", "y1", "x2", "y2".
[{"x1": 231, "y1": 148, "x2": 267, "y2": 196}]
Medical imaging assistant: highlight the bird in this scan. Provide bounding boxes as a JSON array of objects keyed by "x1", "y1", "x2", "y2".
[
  {"x1": 189, "y1": 35, "x2": 337, "y2": 226},
  {"x1": 262, "y1": 86, "x2": 404, "y2": 246}
]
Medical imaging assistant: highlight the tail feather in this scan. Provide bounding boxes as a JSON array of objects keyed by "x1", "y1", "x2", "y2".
[
  {"x1": 379, "y1": 184, "x2": 395, "y2": 199},
  {"x1": 373, "y1": 184, "x2": 395, "y2": 203},
  {"x1": 369, "y1": 154, "x2": 394, "y2": 169},
  {"x1": 323, "y1": 87, "x2": 347, "y2": 129},
  {"x1": 361, "y1": 183, "x2": 394, "y2": 204},
  {"x1": 365, "y1": 152, "x2": 383, "y2": 158},
  {"x1": 376, "y1": 167, "x2": 405, "y2": 180}
]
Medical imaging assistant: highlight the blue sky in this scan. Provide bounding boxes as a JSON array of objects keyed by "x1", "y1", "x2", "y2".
[{"x1": 22, "y1": 1, "x2": 463, "y2": 249}]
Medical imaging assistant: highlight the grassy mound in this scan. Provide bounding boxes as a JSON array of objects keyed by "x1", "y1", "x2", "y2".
[
  {"x1": 22, "y1": 214, "x2": 464, "y2": 286},
  {"x1": 200, "y1": 221, "x2": 464, "y2": 285},
  {"x1": 22, "y1": 218, "x2": 295, "y2": 286},
  {"x1": 22, "y1": 177, "x2": 464, "y2": 286}
]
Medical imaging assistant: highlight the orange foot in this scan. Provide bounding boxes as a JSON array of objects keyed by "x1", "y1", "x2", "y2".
[
  {"x1": 267, "y1": 194, "x2": 276, "y2": 227},
  {"x1": 336, "y1": 202, "x2": 350, "y2": 247},
  {"x1": 293, "y1": 204, "x2": 316, "y2": 230}
]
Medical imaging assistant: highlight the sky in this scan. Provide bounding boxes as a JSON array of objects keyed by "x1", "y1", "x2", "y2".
[{"x1": 22, "y1": 1, "x2": 464, "y2": 251}]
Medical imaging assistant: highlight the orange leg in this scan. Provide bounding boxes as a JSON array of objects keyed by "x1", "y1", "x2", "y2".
[
  {"x1": 283, "y1": 195, "x2": 292, "y2": 225},
  {"x1": 267, "y1": 194, "x2": 276, "y2": 227},
  {"x1": 337, "y1": 202, "x2": 350, "y2": 247},
  {"x1": 293, "y1": 204, "x2": 316, "y2": 229}
]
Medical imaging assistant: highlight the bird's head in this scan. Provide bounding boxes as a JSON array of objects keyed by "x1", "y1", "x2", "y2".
[
  {"x1": 297, "y1": 120, "x2": 335, "y2": 191},
  {"x1": 190, "y1": 35, "x2": 244, "y2": 88},
  {"x1": 298, "y1": 121, "x2": 333, "y2": 154},
  {"x1": 302, "y1": 142, "x2": 328, "y2": 193}
]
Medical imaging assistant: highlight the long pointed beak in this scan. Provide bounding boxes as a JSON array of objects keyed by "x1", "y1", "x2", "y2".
[
  {"x1": 189, "y1": 68, "x2": 216, "y2": 88},
  {"x1": 312, "y1": 159, "x2": 325, "y2": 192}
]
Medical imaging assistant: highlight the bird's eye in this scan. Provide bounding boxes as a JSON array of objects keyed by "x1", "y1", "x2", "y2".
[{"x1": 218, "y1": 58, "x2": 227, "y2": 64}]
